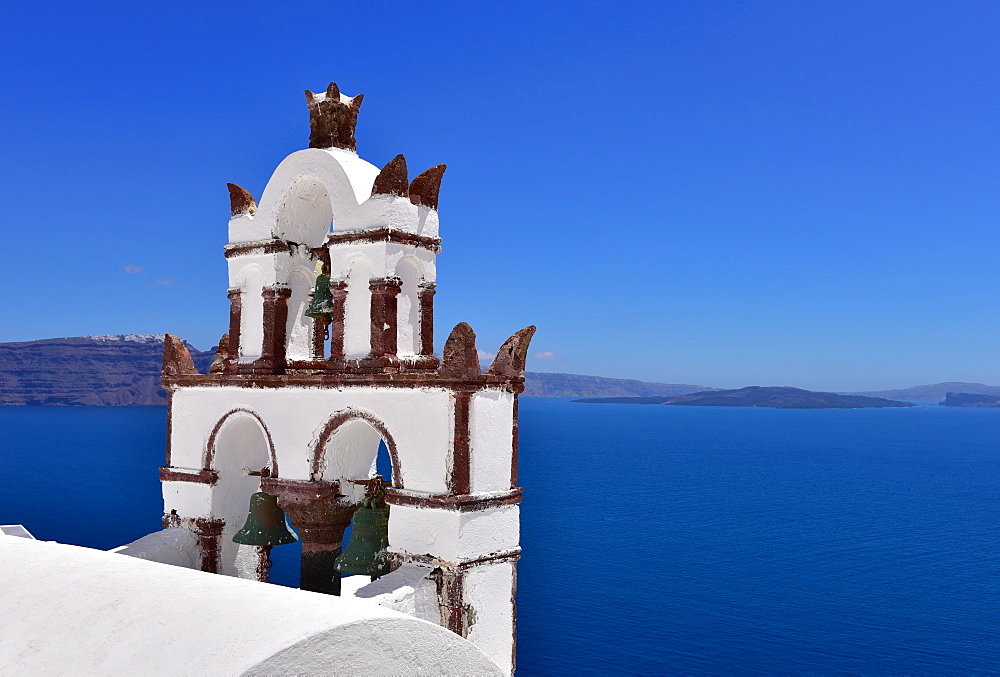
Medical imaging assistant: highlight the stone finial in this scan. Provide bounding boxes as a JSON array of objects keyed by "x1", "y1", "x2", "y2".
[
  {"x1": 209, "y1": 334, "x2": 230, "y2": 374},
  {"x1": 305, "y1": 82, "x2": 364, "y2": 151},
  {"x1": 408, "y1": 165, "x2": 447, "y2": 209},
  {"x1": 440, "y1": 322, "x2": 481, "y2": 379},
  {"x1": 371, "y1": 154, "x2": 408, "y2": 197},
  {"x1": 226, "y1": 183, "x2": 257, "y2": 217},
  {"x1": 487, "y1": 326, "x2": 537, "y2": 378},
  {"x1": 162, "y1": 334, "x2": 199, "y2": 377}
]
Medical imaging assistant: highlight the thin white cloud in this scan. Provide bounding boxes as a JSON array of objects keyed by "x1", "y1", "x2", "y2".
[
  {"x1": 124, "y1": 264, "x2": 143, "y2": 274},
  {"x1": 155, "y1": 277, "x2": 176, "y2": 286},
  {"x1": 533, "y1": 351, "x2": 563, "y2": 360},
  {"x1": 477, "y1": 349, "x2": 496, "y2": 362}
]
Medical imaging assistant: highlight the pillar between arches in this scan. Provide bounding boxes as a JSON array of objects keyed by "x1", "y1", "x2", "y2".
[
  {"x1": 262, "y1": 478, "x2": 357, "y2": 596},
  {"x1": 257, "y1": 286, "x2": 292, "y2": 374},
  {"x1": 225, "y1": 289, "x2": 242, "y2": 373},
  {"x1": 368, "y1": 277, "x2": 402, "y2": 358}
]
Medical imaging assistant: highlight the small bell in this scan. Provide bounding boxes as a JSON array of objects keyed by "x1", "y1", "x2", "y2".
[
  {"x1": 233, "y1": 491, "x2": 298, "y2": 546},
  {"x1": 334, "y1": 477, "x2": 391, "y2": 578},
  {"x1": 305, "y1": 273, "x2": 334, "y2": 319}
]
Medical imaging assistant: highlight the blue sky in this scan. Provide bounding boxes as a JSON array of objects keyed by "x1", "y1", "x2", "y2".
[{"x1": 1, "y1": 1, "x2": 998, "y2": 391}]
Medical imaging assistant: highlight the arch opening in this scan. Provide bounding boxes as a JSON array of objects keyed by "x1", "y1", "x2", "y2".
[
  {"x1": 343, "y1": 257, "x2": 373, "y2": 357},
  {"x1": 207, "y1": 411, "x2": 283, "y2": 579},
  {"x1": 396, "y1": 258, "x2": 421, "y2": 357}
]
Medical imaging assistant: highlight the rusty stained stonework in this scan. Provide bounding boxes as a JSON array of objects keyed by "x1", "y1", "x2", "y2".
[
  {"x1": 210, "y1": 334, "x2": 230, "y2": 374},
  {"x1": 449, "y1": 390, "x2": 472, "y2": 495},
  {"x1": 408, "y1": 164, "x2": 447, "y2": 210},
  {"x1": 371, "y1": 154, "x2": 409, "y2": 197},
  {"x1": 226, "y1": 290, "x2": 242, "y2": 368},
  {"x1": 262, "y1": 477, "x2": 356, "y2": 595},
  {"x1": 162, "y1": 334, "x2": 198, "y2": 377},
  {"x1": 306, "y1": 82, "x2": 363, "y2": 151},
  {"x1": 439, "y1": 323, "x2": 481, "y2": 380},
  {"x1": 368, "y1": 277, "x2": 402, "y2": 359},
  {"x1": 226, "y1": 183, "x2": 257, "y2": 217},
  {"x1": 418, "y1": 283, "x2": 436, "y2": 359},
  {"x1": 487, "y1": 326, "x2": 536, "y2": 379}
]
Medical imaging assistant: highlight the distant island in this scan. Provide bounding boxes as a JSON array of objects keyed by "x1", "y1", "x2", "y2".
[
  {"x1": 940, "y1": 392, "x2": 1000, "y2": 407},
  {"x1": 576, "y1": 386, "x2": 915, "y2": 409},
  {"x1": 1, "y1": 335, "x2": 996, "y2": 407},
  {"x1": 0, "y1": 336, "x2": 712, "y2": 405}
]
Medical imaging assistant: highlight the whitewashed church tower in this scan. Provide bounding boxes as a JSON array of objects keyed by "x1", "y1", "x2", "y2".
[{"x1": 159, "y1": 83, "x2": 533, "y2": 674}]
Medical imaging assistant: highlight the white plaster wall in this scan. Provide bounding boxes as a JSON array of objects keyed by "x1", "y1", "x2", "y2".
[
  {"x1": 110, "y1": 528, "x2": 198, "y2": 569},
  {"x1": 469, "y1": 389, "x2": 516, "y2": 493},
  {"x1": 342, "y1": 255, "x2": 373, "y2": 357},
  {"x1": 465, "y1": 561, "x2": 516, "y2": 675},
  {"x1": 349, "y1": 562, "x2": 440, "y2": 624},
  {"x1": 162, "y1": 480, "x2": 212, "y2": 517},
  {"x1": 0, "y1": 538, "x2": 500, "y2": 676},
  {"x1": 388, "y1": 504, "x2": 519, "y2": 562},
  {"x1": 275, "y1": 176, "x2": 333, "y2": 245},
  {"x1": 350, "y1": 194, "x2": 441, "y2": 238},
  {"x1": 168, "y1": 386, "x2": 452, "y2": 492},
  {"x1": 329, "y1": 241, "x2": 437, "y2": 283}
]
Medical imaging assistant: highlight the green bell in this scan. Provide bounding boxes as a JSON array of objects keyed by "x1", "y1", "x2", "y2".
[
  {"x1": 334, "y1": 482, "x2": 391, "y2": 578},
  {"x1": 233, "y1": 492, "x2": 298, "y2": 546},
  {"x1": 305, "y1": 273, "x2": 334, "y2": 319}
]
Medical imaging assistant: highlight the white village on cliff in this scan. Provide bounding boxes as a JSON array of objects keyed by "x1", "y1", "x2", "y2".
[{"x1": 1, "y1": 82, "x2": 533, "y2": 675}]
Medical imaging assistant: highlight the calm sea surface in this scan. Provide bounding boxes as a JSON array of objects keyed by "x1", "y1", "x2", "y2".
[{"x1": 2, "y1": 400, "x2": 998, "y2": 674}]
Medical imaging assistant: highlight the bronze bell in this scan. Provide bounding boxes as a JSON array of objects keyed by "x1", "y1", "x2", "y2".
[
  {"x1": 233, "y1": 492, "x2": 298, "y2": 546},
  {"x1": 334, "y1": 477, "x2": 391, "y2": 578},
  {"x1": 305, "y1": 273, "x2": 334, "y2": 319}
]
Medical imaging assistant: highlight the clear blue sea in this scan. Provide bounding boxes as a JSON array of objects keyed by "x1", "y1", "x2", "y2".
[{"x1": 2, "y1": 400, "x2": 998, "y2": 674}]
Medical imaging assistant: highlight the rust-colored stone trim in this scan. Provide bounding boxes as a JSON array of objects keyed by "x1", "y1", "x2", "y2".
[
  {"x1": 450, "y1": 391, "x2": 472, "y2": 494},
  {"x1": 310, "y1": 409, "x2": 401, "y2": 487},
  {"x1": 396, "y1": 548, "x2": 521, "y2": 570},
  {"x1": 162, "y1": 334, "x2": 198, "y2": 377},
  {"x1": 165, "y1": 372, "x2": 525, "y2": 392},
  {"x1": 440, "y1": 323, "x2": 480, "y2": 379},
  {"x1": 326, "y1": 228, "x2": 442, "y2": 254},
  {"x1": 408, "y1": 165, "x2": 447, "y2": 210},
  {"x1": 511, "y1": 395, "x2": 519, "y2": 489},
  {"x1": 159, "y1": 467, "x2": 219, "y2": 485},
  {"x1": 224, "y1": 239, "x2": 291, "y2": 259},
  {"x1": 371, "y1": 154, "x2": 408, "y2": 197},
  {"x1": 418, "y1": 283, "x2": 436, "y2": 357},
  {"x1": 487, "y1": 325, "x2": 536, "y2": 378},
  {"x1": 262, "y1": 478, "x2": 356, "y2": 595},
  {"x1": 306, "y1": 82, "x2": 363, "y2": 151},
  {"x1": 196, "y1": 518, "x2": 225, "y2": 574},
  {"x1": 329, "y1": 280, "x2": 348, "y2": 360},
  {"x1": 369, "y1": 277, "x2": 402, "y2": 358},
  {"x1": 227, "y1": 183, "x2": 257, "y2": 217},
  {"x1": 384, "y1": 487, "x2": 522, "y2": 512},
  {"x1": 435, "y1": 568, "x2": 466, "y2": 636},
  {"x1": 226, "y1": 289, "x2": 242, "y2": 368},
  {"x1": 205, "y1": 408, "x2": 279, "y2": 476},
  {"x1": 258, "y1": 286, "x2": 292, "y2": 374}
]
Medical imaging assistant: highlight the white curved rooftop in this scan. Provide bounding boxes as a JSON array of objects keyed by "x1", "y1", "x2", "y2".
[{"x1": 0, "y1": 538, "x2": 500, "y2": 675}]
